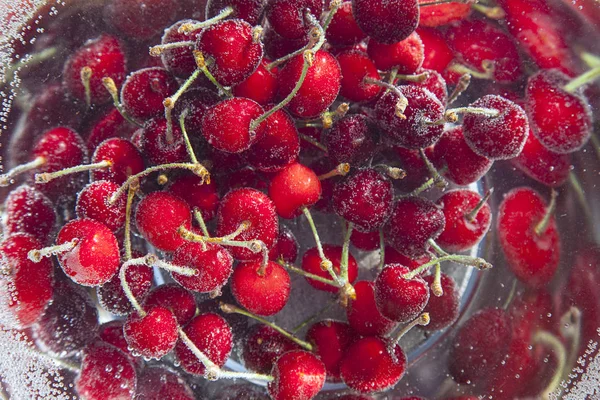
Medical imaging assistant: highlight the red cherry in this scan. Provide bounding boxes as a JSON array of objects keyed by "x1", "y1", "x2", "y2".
[
  {"x1": 263, "y1": 26, "x2": 309, "y2": 60},
  {"x1": 167, "y1": 173, "x2": 220, "y2": 222},
  {"x1": 231, "y1": 260, "x2": 291, "y2": 316},
  {"x1": 436, "y1": 189, "x2": 492, "y2": 252},
  {"x1": 497, "y1": 187, "x2": 561, "y2": 287},
  {"x1": 136, "y1": 365, "x2": 195, "y2": 400},
  {"x1": 97, "y1": 262, "x2": 153, "y2": 316},
  {"x1": 75, "y1": 341, "x2": 137, "y2": 400},
  {"x1": 173, "y1": 88, "x2": 221, "y2": 138},
  {"x1": 124, "y1": 306, "x2": 179, "y2": 359},
  {"x1": 233, "y1": 59, "x2": 279, "y2": 106},
  {"x1": 347, "y1": 280, "x2": 396, "y2": 336},
  {"x1": 175, "y1": 313, "x2": 233, "y2": 376},
  {"x1": 86, "y1": 108, "x2": 137, "y2": 154},
  {"x1": 0, "y1": 233, "x2": 54, "y2": 328},
  {"x1": 135, "y1": 191, "x2": 192, "y2": 253},
  {"x1": 104, "y1": 0, "x2": 178, "y2": 41},
  {"x1": 326, "y1": 1, "x2": 367, "y2": 47},
  {"x1": 268, "y1": 225, "x2": 299, "y2": 263},
  {"x1": 339, "y1": 336, "x2": 407, "y2": 393},
  {"x1": 302, "y1": 245, "x2": 358, "y2": 293},
  {"x1": 76, "y1": 180, "x2": 126, "y2": 232},
  {"x1": 62, "y1": 34, "x2": 126, "y2": 105},
  {"x1": 277, "y1": 50, "x2": 342, "y2": 118},
  {"x1": 121, "y1": 67, "x2": 179, "y2": 121},
  {"x1": 418, "y1": 0, "x2": 470, "y2": 27},
  {"x1": 143, "y1": 283, "x2": 198, "y2": 326},
  {"x1": 421, "y1": 274, "x2": 459, "y2": 331},
  {"x1": 206, "y1": 0, "x2": 267, "y2": 25},
  {"x1": 216, "y1": 188, "x2": 278, "y2": 260},
  {"x1": 336, "y1": 50, "x2": 382, "y2": 103},
  {"x1": 384, "y1": 196, "x2": 445, "y2": 258},
  {"x1": 242, "y1": 325, "x2": 302, "y2": 374},
  {"x1": 384, "y1": 247, "x2": 432, "y2": 275},
  {"x1": 352, "y1": 0, "x2": 419, "y2": 44},
  {"x1": 172, "y1": 242, "x2": 233, "y2": 294},
  {"x1": 526, "y1": 69, "x2": 592, "y2": 154},
  {"x1": 325, "y1": 114, "x2": 378, "y2": 165},
  {"x1": 92, "y1": 138, "x2": 145, "y2": 185},
  {"x1": 417, "y1": 27, "x2": 454, "y2": 73},
  {"x1": 407, "y1": 69, "x2": 448, "y2": 105},
  {"x1": 367, "y1": 31, "x2": 424, "y2": 74},
  {"x1": 306, "y1": 320, "x2": 358, "y2": 381},
  {"x1": 350, "y1": 229, "x2": 380, "y2": 251},
  {"x1": 268, "y1": 350, "x2": 326, "y2": 400},
  {"x1": 160, "y1": 20, "x2": 203, "y2": 78},
  {"x1": 269, "y1": 162, "x2": 322, "y2": 219},
  {"x1": 140, "y1": 118, "x2": 189, "y2": 165},
  {"x1": 266, "y1": 0, "x2": 325, "y2": 39},
  {"x1": 375, "y1": 264, "x2": 430, "y2": 322},
  {"x1": 462, "y1": 95, "x2": 529, "y2": 160},
  {"x1": 98, "y1": 320, "x2": 140, "y2": 366},
  {"x1": 4, "y1": 185, "x2": 56, "y2": 244}
]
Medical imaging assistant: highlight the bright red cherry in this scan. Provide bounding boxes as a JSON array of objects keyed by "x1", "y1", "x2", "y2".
[
  {"x1": 336, "y1": 50, "x2": 382, "y2": 103},
  {"x1": 346, "y1": 280, "x2": 396, "y2": 336},
  {"x1": 407, "y1": 68, "x2": 448, "y2": 105},
  {"x1": 160, "y1": 20, "x2": 203, "y2": 78},
  {"x1": 4, "y1": 185, "x2": 56, "y2": 244},
  {"x1": 233, "y1": 59, "x2": 279, "y2": 106},
  {"x1": 418, "y1": 0, "x2": 470, "y2": 27},
  {"x1": 268, "y1": 350, "x2": 326, "y2": 400},
  {"x1": 350, "y1": 229, "x2": 380, "y2": 251},
  {"x1": 98, "y1": 320, "x2": 141, "y2": 367},
  {"x1": 91, "y1": 138, "x2": 145, "y2": 185},
  {"x1": 167, "y1": 173, "x2": 220, "y2": 221},
  {"x1": 269, "y1": 162, "x2": 322, "y2": 219},
  {"x1": 124, "y1": 306, "x2": 179, "y2": 359},
  {"x1": 76, "y1": 180, "x2": 126, "y2": 232},
  {"x1": 143, "y1": 284, "x2": 197, "y2": 326},
  {"x1": 268, "y1": 225, "x2": 299, "y2": 263},
  {"x1": 306, "y1": 320, "x2": 358, "y2": 381},
  {"x1": 375, "y1": 264, "x2": 430, "y2": 322},
  {"x1": 421, "y1": 273, "x2": 459, "y2": 331},
  {"x1": 172, "y1": 242, "x2": 234, "y2": 294},
  {"x1": 242, "y1": 325, "x2": 302, "y2": 374},
  {"x1": 140, "y1": 118, "x2": 189, "y2": 165},
  {"x1": 302, "y1": 245, "x2": 358, "y2": 293},
  {"x1": 367, "y1": 31, "x2": 423, "y2": 74},
  {"x1": 384, "y1": 247, "x2": 432, "y2": 275},
  {"x1": 326, "y1": 1, "x2": 367, "y2": 47},
  {"x1": 417, "y1": 27, "x2": 454, "y2": 73},
  {"x1": 121, "y1": 67, "x2": 179, "y2": 121},
  {"x1": 352, "y1": 0, "x2": 419, "y2": 44}
]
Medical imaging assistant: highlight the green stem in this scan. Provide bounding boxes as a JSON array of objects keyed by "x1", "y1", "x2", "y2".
[
  {"x1": 533, "y1": 331, "x2": 567, "y2": 400},
  {"x1": 193, "y1": 208, "x2": 210, "y2": 238},
  {"x1": 292, "y1": 300, "x2": 337, "y2": 333},
  {"x1": 34, "y1": 160, "x2": 111, "y2": 184},
  {"x1": 321, "y1": 0, "x2": 342, "y2": 31},
  {"x1": 0, "y1": 156, "x2": 45, "y2": 187},
  {"x1": 302, "y1": 207, "x2": 341, "y2": 285},
  {"x1": 194, "y1": 51, "x2": 232, "y2": 97},
  {"x1": 178, "y1": 7, "x2": 235, "y2": 33},
  {"x1": 379, "y1": 229, "x2": 386, "y2": 271},
  {"x1": 403, "y1": 253, "x2": 492, "y2": 280},
  {"x1": 279, "y1": 260, "x2": 341, "y2": 288},
  {"x1": 124, "y1": 183, "x2": 138, "y2": 261},
  {"x1": 179, "y1": 110, "x2": 199, "y2": 164},
  {"x1": 391, "y1": 313, "x2": 430, "y2": 345},
  {"x1": 534, "y1": 189, "x2": 558, "y2": 236},
  {"x1": 102, "y1": 77, "x2": 144, "y2": 128},
  {"x1": 563, "y1": 65, "x2": 600, "y2": 93},
  {"x1": 447, "y1": 73, "x2": 471, "y2": 105},
  {"x1": 465, "y1": 188, "x2": 493, "y2": 222},
  {"x1": 340, "y1": 222, "x2": 353, "y2": 283}
]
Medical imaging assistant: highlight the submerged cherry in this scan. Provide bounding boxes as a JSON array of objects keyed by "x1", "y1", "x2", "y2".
[
  {"x1": 267, "y1": 350, "x2": 326, "y2": 400},
  {"x1": 352, "y1": 0, "x2": 419, "y2": 44},
  {"x1": 374, "y1": 264, "x2": 430, "y2": 323}
]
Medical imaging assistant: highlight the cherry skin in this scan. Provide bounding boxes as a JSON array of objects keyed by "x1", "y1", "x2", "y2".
[
  {"x1": 97, "y1": 262, "x2": 153, "y2": 316},
  {"x1": 346, "y1": 280, "x2": 396, "y2": 336},
  {"x1": 269, "y1": 162, "x2": 322, "y2": 219},
  {"x1": 140, "y1": 118, "x2": 189, "y2": 165},
  {"x1": 339, "y1": 336, "x2": 407, "y2": 393},
  {"x1": 4, "y1": 185, "x2": 56, "y2": 244},
  {"x1": 175, "y1": 313, "x2": 233, "y2": 376},
  {"x1": 418, "y1": 0, "x2": 470, "y2": 27},
  {"x1": 173, "y1": 87, "x2": 221, "y2": 138},
  {"x1": 242, "y1": 325, "x2": 302, "y2": 374},
  {"x1": 104, "y1": 0, "x2": 178, "y2": 41},
  {"x1": 135, "y1": 365, "x2": 195, "y2": 400},
  {"x1": 421, "y1": 273, "x2": 459, "y2": 331},
  {"x1": 417, "y1": 27, "x2": 454, "y2": 73},
  {"x1": 367, "y1": 31, "x2": 424, "y2": 74},
  {"x1": 121, "y1": 67, "x2": 179, "y2": 121},
  {"x1": 333, "y1": 168, "x2": 393, "y2": 232},
  {"x1": 302, "y1": 245, "x2": 359, "y2": 293},
  {"x1": 267, "y1": 350, "x2": 327, "y2": 400},
  {"x1": 326, "y1": 1, "x2": 367, "y2": 47},
  {"x1": 91, "y1": 138, "x2": 145, "y2": 185},
  {"x1": 387, "y1": 146, "x2": 429, "y2": 193},
  {"x1": 384, "y1": 196, "x2": 445, "y2": 258},
  {"x1": 306, "y1": 320, "x2": 358, "y2": 381},
  {"x1": 55, "y1": 218, "x2": 120, "y2": 286},
  {"x1": 0, "y1": 233, "x2": 54, "y2": 328},
  {"x1": 160, "y1": 20, "x2": 203, "y2": 78},
  {"x1": 124, "y1": 306, "x2": 179, "y2": 360},
  {"x1": 172, "y1": 242, "x2": 234, "y2": 294},
  {"x1": 336, "y1": 50, "x2": 382, "y2": 103},
  {"x1": 436, "y1": 189, "x2": 492, "y2": 252},
  {"x1": 266, "y1": 0, "x2": 325, "y2": 39},
  {"x1": 350, "y1": 229, "x2": 380, "y2": 251},
  {"x1": 526, "y1": 69, "x2": 592, "y2": 154},
  {"x1": 76, "y1": 180, "x2": 126, "y2": 232},
  {"x1": 167, "y1": 173, "x2": 220, "y2": 221},
  {"x1": 75, "y1": 341, "x2": 137, "y2": 400},
  {"x1": 135, "y1": 191, "x2": 192, "y2": 253},
  {"x1": 231, "y1": 260, "x2": 291, "y2": 316},
  {"x1": 206, "y1": 0, "x2": 267, "y2": 25},
  {"x1": 268, "y1": 225, "x2": 300, "y2": 263},
  {"x1": 233, "y1": 59, "x2": 279, "y2": 106},
  {"x1": 325, "y1": 114, "x2": 378, "y2": 165},
  {"x1": 497, "y1": 187, "x2": 561, "y2": 287},
  {"x1": 263, "y1": 25, "x2": 310, "y2": 60},
  {"x1": 462, "y1": 95, "x2": 529, "y2": 160},
  {"x1": 98, "y1": 320, "x2": 140, "y2": 367},
  {"x1": 384, "y1": 247, "x2": 432, "y2": 275},
  {"x1": 407, "y1": 68, "x2": 448, "y2": 105},
  {"x1": 375, "y1": 264, "x2": 430, "y2": 322},
  {"x1": 352, "y1": 0, "x2": 419, "y2": 44},
  {"x1": 143, "y1": 284, "x2": 198, "y2": 326}
]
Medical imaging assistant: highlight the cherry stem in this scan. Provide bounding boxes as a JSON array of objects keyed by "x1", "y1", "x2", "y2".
[
  {"x1": 534, "y1": 189, "x2": 558, "y2": 236},
  {"x1": 321, "y1": 102, "x2": 349, "y2": 129},
  {"x1": 447, "y1": 73, "x2": 471, "y2": 105},
  {"x1": 373, "y1": 165, "x2": 406, "y2": 180},
  {"x1": 432, "y1": 263, "x2": 443, "y2": 296},
  {"x1": 402, "y1": 252, "x2": 492, "y2": 280},
  {"x1": 471, "y1": 3, "x2": 505, "y2": 19},
  {"x1": 193, "y1": 208, "x2": 210, "y2": 238},
  {"x1": 419, "y1": 0, "x2": 473, "y2": 6},
  {"x1": 428, "y1": 239, "x2": 449, "y2": 257},
  {"x1": 321, "y1": 0, "x2": 342, "y2": 31},
  {"x1": 533, "y1": 331, "x2": 567, "y2": 400},
  {"x1": 444, "y1": 106, "x2": 499, "y2": 123},
  {"x1": 292, "y1": 299, "x2": 337, "y2": 333},
  {"x1": 396, "y1": 71, "x2": 430, "y2": 83},
  {"x1": 0, "y1": 156, "x2": 45, "y2": 187},
  {"x1": 580, "y1": 51, "x2": 600, "y2": 69},
  {"x1": 447, "y1": 59, "x2": 495, "y2": 80},
  {"x1": 318, "y1": 163, "x2": 350, "y2": 180},
  {"x1": 379, "y1": 229, "x2": 386, "y2": 270},
  {"x1": 101, "y1": 77, "x2": 144, "y2": 128},
  {"x1": 278, "y1": 259, "x2": 342, "y2": 288},
  {"x1": 149, "y1": 41, "x2": 195, "y2": 57},
  {"x1": 178, "y1": 225, "x2": 266, "y2": 260},
  {"x1": 568, "y1": 171, "x2": 593, "y2": 222},
  {"x1": 266, "y1": 26, "x2": 321, "y2": 70},
  {"x1": 363, "y1": 77, "x2": 408, "y2": 119},
  {"x1": 179, "y1": 6, "x2": 235, "y2": 33},
  {"x1": 34, "y1": 160, "x2": 112, "y2": 184},
  {"x1": 193, "y1": 51, "x2": 232, "y2": 97},
  {"x1": 340, "y1": 221, "x2": 353, "y2": 284},
  {"x1": 302, "y1": 207, "x2": 342, "y2": 285},
  {"x1": 80, "y1": 66, "x2": 93, "y2": 109},
  {"x1": 220, "y1": 303, "x2": 314, "y2": 351},
  {"x1": 391, "y1": 313, "x2": 430, "y2": 346},
  {"x1": 164, "y1": 69, "x2": 201, "y2": 143},
  {"x1": 298, "y1": 132, "x2": 328, "y2": 153},
  {"x1": 2, "y1": 47, "x2": 58, "y2": 86},
  {"x1": 560, "y1": 307, "x2": 582, "y2": 381},
  {"x1": 157, "y1": 174, "x2": 169, "y2": 185},
  {"x1": 465, "y1": 188, "x2": 493, "y2": 222},
  {"x1": 563, "y1": 65, "x2": 600, "y2": 93},
  {"x1": 28, "y1": 239, "x2": 78, "y2": 263},
  {"x1": 409, "y1": 177, "x2": 435, "y2": 197},
  {"x1": 420, "y1": 149, "x2": 448, "y2": 189},
  {"x1": 123, "y1": 181, "x2": 138, "y2": 261},
  {"x1": 179, "y1": 110, "x2": 200, "y2": 164},
  {"x1": 501, "y1": 279, "x2": 518, "y2": 310}
]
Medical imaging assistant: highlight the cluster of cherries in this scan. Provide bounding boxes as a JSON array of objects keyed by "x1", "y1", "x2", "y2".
[{"x1": 1, "y1": 0, "x2": 600, "y2": 398}]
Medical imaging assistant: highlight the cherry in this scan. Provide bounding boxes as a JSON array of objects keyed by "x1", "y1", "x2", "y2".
[
  {"x1": 0, "y1": 233, "x2": 54, "y2": 328},
  {"x1": 263, "y1": 26, "x2": 310, "y2": 60},
  {"x1": 333, "y1": 168, "x2": 393, "y2": 232},
  {"x1": 231, "y1": 260, "x2": 291, "y2": 316},
  {"x1": 511, "y1": 128, "x2": 571, "y2": 187},
  {"x1": 97, "y1": 262, "x2": 153, "y2": 316},
  {"x1": 526, "y1": 69, "x2": 592, "y2": 154},
  {"x1": 384, "y1": 196, "x2": 445, "y2": 258},
  {"x1": 62, "y1": 34, "x2": 126, "y2": 106},
  {"x1": 160, "y1": 20, "x2": 203, "y2": 78},
  {"x1": 386, "y1": 146, "x2": 429, "y2": 193},
  {"x1": 135, "y1": 191, "x2": 192, "y2": 253},
  {"x1": 206, "y1": 0, "x2": 267, "y2": 25},
  {"x1": 98, "y1": 320, "x2": 140, "y2": 366},
  {"x1": 268, "y1": 225, "x2": 300, "y2": 263},
  {"x1": 267, "y1": 350, "x2": 326, "y2": 400},
  {"x1": 277, "y1": 50, "x2": 342, "y2": 118},
  {"x1": 325, "y1": 114, "x2": 378, "y2": 165},
  {"x1": 306, "y1": 320, "x2": 358, "y2": 381},
  {"x1": 302, "y1": 245, "x2": 358, "y2": 292},
  {"x1": 269, "y1": 162, "x2": 322, "y2": 219},
  {"x1": 136, "y1": 365, "x2": 195, "y2": 400},
  {"x1": 417, "y1": 27, "x2": 454, "y2": 73},
  {"x1": 233, "y1": 59, "x2": 279, "y2": 106},
  {"x1": 76, "y1": 180, "x2": 127, "y2": 232},
  {"x1": 197, "y1": 19, "x2": 264, "y2": 87},
  {"x1": 4, "y1": 185, "x2": 56, "y2": 244},
  {"x1": 326, "y1": 1, "x2": 366, "y2": 47},
  {"x1": 429, "y1": 126, "x2": 493, "y2": 186},
  {"x1": 352, "y1": 0, "x2": 418, "y2": 44},
  {"x1": 336, "y1": 50, "x2": 382, "y2": 103},
  {"x1": 421, "y1": 273, "x2": 459, "y2": 331},
  {"x1": 497, "y1": 187, "x2": 561, "y2": 287},
  {"x1": 173, "y1": 87, "x2": 221, "y2": 138},
  {"x1": 172, "y1": 242, "x2": 234, "y2": 294},
  {"x1": 418, "y1": 0, "x2": 470, "y2": 27},
  {"x1": 436, "y1": 189, "x2": 492, "y2": 252},
  {"x1": 121, "y1": 67, "x2": 179, "y2": 121},
  {"x1": 266, "y1": 0, "x2": 325, "y2": 39},
  {"x1": 175, "y1": 312, "x2": 233, "y2": 376},
  {"x1": 339, "y1": 336, "x2": 407, "y2": 393},
  {"x1": 201, "y1": 97, "x2": 266, "y2": 153},
  {"x1": 124, "y1": 306, "x2": 179, "y2": 359},
  {"x1": 215, "y1": 188, "x2": 278, "y2": 260},
  {"x1": 141, "y1": 118, "x2": 189, "y2": 165},
  {"x1": 384, "y1": 247, "x2": 432, "y2": 275},
  {"x1": 462, "y1": 95, "x2": 529, "y2": 160},
  {"x1": 346, "y1": 280, "x2": 396, "y2": 336},
  {"x1": 350, "y1": 229, "x2": 380, "y2": 251},
  {"x1": 75, "y1": 341, "x2": 137, "y2": 400},
  {"x1": 309, "y1": 157, "x2": 339, "y2": 212},
  {"x1": 104, "y1": 0, "x2": 179, "y2": 41},
  {"x1": 86, "y1": 108, "x2": 138, "y2": 152},
  {"x1": 448, "y1": 307, "x2": 511, "y2": 385},
  {"x1": 143, "y1": 283, "x2": 198, "y2": 326},
  {"x1": 242, "y1": 325, "x2": 302, "y2": 374},
  {"x1": 375, "y1": 264, "x2": 430, "y2": 322},
  {"x1": 375, "y1": 85, "x2": 445, "y2": 149},
  {"x1": 167, "y1": 173, "x2": 220, "y2": 221},
  {"x1": 367, "y1": 31, "x2": 423, "y2": 74},
  {"x1": 407, "y1": 69, "x2": 448, "y2": 105}
]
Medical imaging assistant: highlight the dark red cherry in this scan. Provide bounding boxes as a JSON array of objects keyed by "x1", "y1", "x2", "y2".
[
  {"x1": 306, "y1": 320, "x2": 358, "y2": 381},
  {"x1": 326, "y1": 1, "x2": 367, "y2": 47},
  {"x1": 97, "y1": 262, "x2": 153, "y2": 316},
  {"x1": 384, "y1": 247, "x2": 432, "y2": 275},
  {"x1": 367, "y1": 31, "x2": 423, "y2": 74},
  {"x1": 302, "y1": 245, "x2": 359, "y2": 292},
  {"x1": 266, "y1": 0, "x2": 325, "y2": 39},
  {"x1": 135, "y1": 191, "x2": 192, "y2": 252},
  {"x1": 352, "y1": 0, "x2": 419, "y2": 44},
  {"x1": 124, "y1": 306, "x2": 179, "y2": 359},
  {"x1": 136, "y1": 365, "x2": 195, "y2": 400},
  {"x1": 347, "y1": 281, "x2": 396, "y2": 336},
  {"x1": 336, "y1": 50, "x2": 382, "y2": 103},
  {"x1": 421, "y1": 274, "x2": 459, "y2": 331},
  {"x1": 144, "y1": 284, "x2": 197, "y2": 326},
  {"x1": 417, "y1": 27, "x2": 454, "y2": 73},
  {"x1": 268, "y1": 225, "x2": 299, "y2": 263},
  {"x1": 242, "y1": 325, "x2": 302, "y2": 374},
  {"x1": 462, "y1": 95, "x2": 529, "y2": 160},
  {"x1": 268, "y1": 350, "x2": 326, "y2": 400},
  {"x1": 436, "y1": 189, "x2": 492, "y2": 252},
  {"x1": 206, "y1": 0, "x2": 267, "y2": 25},
  {"x1": 388, "y1": 146, "x2": 429, "y2": 193},
  {"x1": 76, "y1": 180, "x2": 126, "y2": 232},
  {"x1": 104, "y1": 0, "x2": 178, "y2": 41},
  {"x1": 167, "y1": 173, "x2": 220, "y2": 221},
  {"x1": 269, "y1": 162, "x2": 322, "y2": 219},
  {"x1": 99, "y1": 320, "x2": 140, "y2": 366},
  {"x1": 160, "y1": 20, "x2": 202, "y2": 78},
  {"x1": 407, "y1": 68, "x2": 448, "y2": 105},
  {"x1": 4, "y1": 185, "x2": 56, "y2": 244},
  {"x1": 140, "y1": 118, "x2": 189, "y2": 165},
  {"x1": 375, "y1": 264, "x2": 430, "y2": 322},
  {"x1": 86, "y1": 108, "x2": 138, "y2": 153},
  {"x1": 172, "y1": 242, "x2": 233, "y2": 294},
  {"x1": 418, "y1": 0, "x2": 470, "y2": 27},
  {"x1": 233, "y1": 59, "x2": 279, "y2": 106},
  {"x1": 263, "y1": 26, "x2": 310, "y2": 60},
  {"x1": 325, "y1": 114, "x2": 378, "y2": 165},
  {"x1": 121, "y1": 67, "x2": 179, "y2": 121},
  {"x1": 350, "y1": 229, "x2": 380, "y2": 251},
  {"x1": 384, "y1": 196, "x2": 445, "y2": 257}
]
